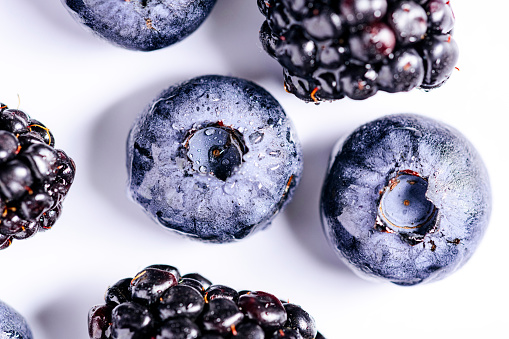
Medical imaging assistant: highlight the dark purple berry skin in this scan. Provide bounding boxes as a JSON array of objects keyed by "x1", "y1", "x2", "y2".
[
  {"x1": 0, "y1": 160, "x2": 34, "y2": 200},
  {"x1": 130, "y1": 268, "x2": 178, "y2": 305},
  {"x1": 235, "y1": 321, "x2": 265, "y2": 339},
  {"x1": 349, "y1": 22, "x2": 396, "y2": 62},
  {"x1": 61, "y1": 0, "x2": 217, "y2": 51},
  {"x1": 388, "y1": 1, "x2": 428, "y2": 45},
  {"x1": 88, "y1": 304, "x2": 113, "y2": 339},
  {"x1": 340, "y1": 0, "x2": 388, "y2": 25},
  {"x1": 181, "y1": 273, "x2": 212, "y2": 291},
  {"x1": 0, "y1": 130, "x2": 19, "y2": 163},
  {"x1": 205, "y1": 285, "x2": 239, "y2": 303},
  {"x1": 157, "y1": 285, "x2": 205, "y2": 321},
  {"x1": 88, "y1": 265, "x2": 325, "y2": 339},
  {"x1": 259, "y1": 0, "x2": 459, "y2": 102},
  {"x1": 0, "y1": 103, "x2": 76, "y2": 249},
  {"x1": 271, "y1": 328, "x2": 303, "y2": 339},
  {"x1": 105, "y1": 278, "x2": 133, "y2": 306},
  {"x1": 321, "y1": 114, "x2": 491, "y2": 285},
  {"x1": 377, "y1": 48, "x2": 425, "y2": 92},
  {"x1": 201, "y1": 298, "x2": 244, "y2": 333},
  {"x1": 283, "y1": 303, "x2": 317, "y2": 339},
  {"x1": 111, "y1": 302, "x2": 154, "y2": 339},
  {"x1": 420, "y1": 34, "x2": 459, "y2": 89},
  {"x1": 157, "y1": 318, "x2": 200, "y2": 339},
  {"x1": 238, "y1": 291, "x2": 287, "y2": 331},
  {"x1": 426, "y1": 0, "x2": 455, "y2": 34}
]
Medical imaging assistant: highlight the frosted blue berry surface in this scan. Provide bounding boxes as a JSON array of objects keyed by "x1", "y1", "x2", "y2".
[
  {"x1": 62, "y1": 0, "x2": 217, "y2": 51},
  {"x1": 321, "y1": 114, "x2": 491, "y2": 285},
  {"x1": 0, "y1": 301, "x2": 33, "y2": 339},
  {"x1": 127, "y1": 75, "x2": 302, "y2": 243}
]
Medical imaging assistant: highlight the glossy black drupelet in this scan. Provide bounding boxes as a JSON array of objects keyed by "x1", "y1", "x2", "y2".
[
  {"x1": 258, "y1": 0, "x2": 458, "y2": 102},
  {"x1": 0, "y1": 103, "x2": 75, "y2": 249},
  {"x1": 88, "y1": 265, "x2": 324, "y2": 339}
]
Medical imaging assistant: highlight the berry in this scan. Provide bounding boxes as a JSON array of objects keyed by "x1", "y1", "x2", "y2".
[
  {"x1": 0, "y1": 103, "x2": 76, "y2": 249},
  {"x1": 126, "y1": 75, "x2": 303, "y2": 243},
  {"x1": 61, "y1": 0, "x2": 217, "y2": 51},
  {"x1": 0, "y1": 300, "x2": 33, "y2": 339},
  {"x1": 320, "y1": 114, "x2": 491, "y2": 285},
  {"x1": 258, "y1": 0, "x2": 459, "y2": 102},
  {"x1": 88, "y1": 265, "x2": 326, "y2": 339}
]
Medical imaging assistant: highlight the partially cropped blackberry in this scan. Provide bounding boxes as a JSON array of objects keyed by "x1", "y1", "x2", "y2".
[
  {"x1": 89, "y1": 265, "x2": 325, "y2": 339},
  {"x1": 0, "y1": 103, "x2": 75, "y2": 249},
  {"x1": 258, "y1": 0, "x2": 458, "y2": 102}
]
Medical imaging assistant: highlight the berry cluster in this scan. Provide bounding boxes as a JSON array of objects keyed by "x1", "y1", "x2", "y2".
[
  {"x1": 0, "y1": 103, "x2": 75, "y2": 249},
  {"x1": 89, "y1": 265, "x2": 325, "y2": 339},
  {"x1": 258, "y1": 0, "x2": 458, "y2": 102}
]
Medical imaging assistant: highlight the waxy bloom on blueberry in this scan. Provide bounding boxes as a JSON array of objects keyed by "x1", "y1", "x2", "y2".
[
  {"x1": 61, "y1": 0, "x2": 217, "y2": 51},
  {"x1": 321, "y1": 114, "x2": 491, "y2": 285},
  {"x1": 126, "y1": 75, "x2": 302, "y2": 243},
  {"x1": 0, "y1": 300, "x2": 33, "y2": 339}
]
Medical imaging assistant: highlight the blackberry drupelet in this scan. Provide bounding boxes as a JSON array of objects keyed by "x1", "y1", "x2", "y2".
[
  {"x1": 88, "y1": 265, "x2": 325, "y2": 339},
  {"x1": 0, "y1": 103, "x2": 75, "y2": 249},
  {"x1": 258, "y1": 0, "x2": 458, "y2": 102}
]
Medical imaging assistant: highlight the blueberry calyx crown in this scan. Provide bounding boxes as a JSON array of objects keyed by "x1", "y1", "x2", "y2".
[
  {"x1": 88, "y1": 264, "x2": 324, "y2": 339},
  {"x1": 0, "y1": 103, "x2": 75, "y2": 250},
  {"x1": 184, "y1": 122, "x2": 248, "y2": 181},
  {"x1": 375, "y1": 170, "x2": 438, "y2": 245}
]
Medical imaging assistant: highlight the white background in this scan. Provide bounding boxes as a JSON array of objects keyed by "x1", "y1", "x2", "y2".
[{"x1": 1, "y1": 0, "x2": 508, "y2": 338}]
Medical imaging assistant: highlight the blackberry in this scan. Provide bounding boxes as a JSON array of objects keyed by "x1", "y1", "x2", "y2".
[
  {"x1": 0, "y1": 103, "x2": 76, "y2": 249},
  {"x1": 258, "y1": 0, "x2": 458, "y2": 102},
  {"x1": 88, "y1": 265, "x2": 325, "y2": 339}
]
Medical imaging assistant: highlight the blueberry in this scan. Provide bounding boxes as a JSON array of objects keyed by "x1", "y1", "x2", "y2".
[
  {"x1": 320, "y1": 114, "x2": 491, "y2": 285},
  {"x1": 126, "y1": 75, "x2": 303, "y2": 243},
  {"x1": 61, "y1": 0, "x2": 217, "y2": 51},
  {"x1": 0, "y1": 300, "x2": 33, "y2": 339}
]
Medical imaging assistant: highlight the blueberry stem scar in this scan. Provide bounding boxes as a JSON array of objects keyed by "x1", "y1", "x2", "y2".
[
  {"x1": 184, "y1": 122, "x2": 248, "y2": 181},
  {"x1": 376, "y1": 170, "x2": 438, "y2": 244}
]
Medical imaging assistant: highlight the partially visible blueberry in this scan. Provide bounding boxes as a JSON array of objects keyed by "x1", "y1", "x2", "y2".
[
  {"x1": 61, "y1": 0, "x2": 217, "y2": 51},
  {"x1": 0, "y1": 300, "x2": 33, "y2": 339},
  {"x1": 321, "y1": 114, "x2": 491, "y2": 285},
  {"x1": 126, "y1": 75, "x2": 303, "y2": 243}
]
